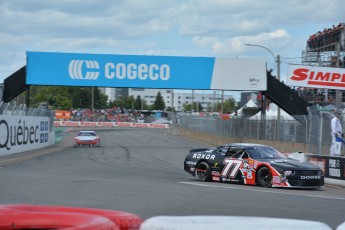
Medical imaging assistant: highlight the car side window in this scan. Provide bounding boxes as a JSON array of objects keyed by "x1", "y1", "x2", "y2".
[
  {"x1": 241, "y1": 151, "x2": 249, "y2": 159},
  {"x1": 226, "y1": 147, "x2": 243, "y2": 157},
  {"x1": 218, "y1": 146, "x2": 229, "y2": 154}
]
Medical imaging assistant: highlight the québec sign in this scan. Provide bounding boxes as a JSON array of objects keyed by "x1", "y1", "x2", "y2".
[{"x1": 287, "y1": 64, "x2": 345, "y2": 89}]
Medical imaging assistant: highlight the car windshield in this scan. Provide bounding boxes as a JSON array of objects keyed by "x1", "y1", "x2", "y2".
[
  {"x1": 246, "y1": 146, "x2": 287, "y2": 159},
  {"x1": 79, "y1": 132, "x2": 96, "y2": 136}
]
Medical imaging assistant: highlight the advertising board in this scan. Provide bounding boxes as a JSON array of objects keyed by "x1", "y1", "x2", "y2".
[{"x1": 26, "y1": 51, "x2": 267, "y2": 91}]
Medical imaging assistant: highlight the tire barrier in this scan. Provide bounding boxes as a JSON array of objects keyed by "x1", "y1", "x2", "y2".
[
  {"x1": 139, "y1": 216, "x2": 332, "y2": 230},
  {"x1": 0, "y1": 204, "x2": 143, "y2": 230},
  {"x1": 0, "y1": 211, "x2": 118, "y2": 230}
]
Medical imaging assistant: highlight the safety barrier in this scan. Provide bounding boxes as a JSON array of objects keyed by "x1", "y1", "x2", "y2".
[
  {"x1": 0, "y1": 211, "x2": 118, "y2": 230},
  {"x1": 0, "y1": 204, "x2": 143, "y2": 230},
  {"x1": 139, "y1": 216, "x2": 332, "y2": 230}
]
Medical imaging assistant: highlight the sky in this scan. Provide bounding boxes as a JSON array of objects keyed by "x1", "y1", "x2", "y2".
[{"x1": 0, "y1": 0, "x2": 344, "y2": 99}]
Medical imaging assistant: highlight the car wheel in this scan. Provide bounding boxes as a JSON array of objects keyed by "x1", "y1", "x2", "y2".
[
  {"x1": 196, "y1": 161, "x2": 212, "y2": 182},
  {"x1": 256, "y1": 167, "x2": 272, "y2": 187}
]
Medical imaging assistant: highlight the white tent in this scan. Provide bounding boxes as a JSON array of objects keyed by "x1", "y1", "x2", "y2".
[
  {"x1": 249, "y1": 103, "x2": 295, "y2": 120},
  {"x1": 231, "y1": 99, "x2": 258, "y2": 117}
]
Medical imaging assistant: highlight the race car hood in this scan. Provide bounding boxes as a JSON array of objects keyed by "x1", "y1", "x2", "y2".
[
  {"x1": 261, "y1": 158, "x2": 320, "y2": 170},
  {"x1": 75, "y1": 136, "x2": 97, "y2": 141}
]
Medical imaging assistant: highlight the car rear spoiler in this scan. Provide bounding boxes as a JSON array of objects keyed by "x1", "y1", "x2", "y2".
[{"x1": 189, "y1": 148, "x2": 209, "y2": 153}]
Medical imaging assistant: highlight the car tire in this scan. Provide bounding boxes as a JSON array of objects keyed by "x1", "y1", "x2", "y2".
[
  {"x1": 196, "y1": 161, "x2": 212, "y2": 182},
  {"x1": 256, "y1": 167, "x2": 272, "y2": 187}
]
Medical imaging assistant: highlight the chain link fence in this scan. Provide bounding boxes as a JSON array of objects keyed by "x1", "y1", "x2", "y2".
[{"x1": 175, "y1": 105, "x2": 341, "y2": 155}]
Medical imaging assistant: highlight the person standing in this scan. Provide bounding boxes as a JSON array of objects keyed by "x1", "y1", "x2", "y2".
[{"x1": 330, "y1": 109, "x2": 343, "y2": 156}]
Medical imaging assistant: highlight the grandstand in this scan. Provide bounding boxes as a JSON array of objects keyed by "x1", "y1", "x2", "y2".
[{"x1": 301, "y1": 22, "x2": 345, "y2": 105}]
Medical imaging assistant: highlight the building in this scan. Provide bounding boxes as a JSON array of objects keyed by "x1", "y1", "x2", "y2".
[{"x1": 105, "y1": 88, "x2": 236, "y2": 112}]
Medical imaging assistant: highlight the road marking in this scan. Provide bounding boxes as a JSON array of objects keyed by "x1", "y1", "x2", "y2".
[{"x1": 178, "y1": 181, "x2": 345, "y2": 201}]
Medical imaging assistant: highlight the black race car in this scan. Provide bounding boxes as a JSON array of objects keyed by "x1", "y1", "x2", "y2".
[{"x1": 184, "y1": 143, "x2": 324, "y2": 188}]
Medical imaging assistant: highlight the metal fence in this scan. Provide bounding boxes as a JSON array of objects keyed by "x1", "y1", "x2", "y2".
[
  {"x1": 176, "y1": 105, "x2": 341, "y2": 155},
  {"x1": 0, "y1": 102, "x2": 55, "y2": 132}
]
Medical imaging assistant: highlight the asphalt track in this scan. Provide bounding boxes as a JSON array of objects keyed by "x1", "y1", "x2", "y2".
[{"x1": 0, "y1": 128, "x2": 344, "y2": 229}]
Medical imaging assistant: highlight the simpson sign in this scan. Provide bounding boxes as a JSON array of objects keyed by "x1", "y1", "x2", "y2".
[{"x1": 287, "y1": 64, "x2": 345, "y2": 90}]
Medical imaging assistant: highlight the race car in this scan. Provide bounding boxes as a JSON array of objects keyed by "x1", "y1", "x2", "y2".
[
  {"x1": 184, "y1": 143, "x2": 324, "y2": 188},
  {"x1": 74, "y1": 131, "x2": 100, "y2": 147}
]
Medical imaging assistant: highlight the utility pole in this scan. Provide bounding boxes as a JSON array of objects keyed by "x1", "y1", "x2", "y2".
[{"x1": 245, "y1": 43, "x2": 281, "y2": 140}]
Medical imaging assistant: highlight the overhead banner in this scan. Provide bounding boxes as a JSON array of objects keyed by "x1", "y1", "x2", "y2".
[
  {"x1": 287, "y1": 64, "x2": 345, "y2": 90},
  {"x1": 26, "y1": 51, "x2": 267, "y2": 91}
]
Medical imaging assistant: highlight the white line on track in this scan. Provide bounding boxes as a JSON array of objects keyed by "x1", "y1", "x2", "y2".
[{"x1": 178, "y1": 181, "x2": 345, "y2": 201}]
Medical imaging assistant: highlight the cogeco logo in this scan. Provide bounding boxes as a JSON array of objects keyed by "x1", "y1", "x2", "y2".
[
  {"x1": 68, "y1": 60, "x2": 170, "y2": 81},
  {"x1": 69, "y1": 60, "x2": 100, "y2": 80}
]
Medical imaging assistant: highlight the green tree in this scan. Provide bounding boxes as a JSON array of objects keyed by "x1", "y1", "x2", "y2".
[
  {"x1": 112, "y1": 96, "x2": 135, "y2": 111},
  {"x1": 134, "y1": 95, "x2": 142, "y2": 110},
  {"x1": 183, "y1": 103, "x2": 192, "y2": 112},
  {"x1": 152, "y1": 91, "x2": 165, "y2": 110},
  {"x1": 69, "y1": 87, "x2": 108, "y2": 109},
  {"x1": 223, "y1": 97, "x2": 239, "y2": 113},
  {"x1": 30, "y1": 86, "x2": 72, "y2": 110}
]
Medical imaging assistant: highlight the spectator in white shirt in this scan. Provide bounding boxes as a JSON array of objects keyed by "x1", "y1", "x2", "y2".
[{"x1": 330, "y1": 109, "x2": 343, "y2": 156}]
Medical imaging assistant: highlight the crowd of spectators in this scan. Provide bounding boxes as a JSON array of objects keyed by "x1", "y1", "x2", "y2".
[
  {"x1": 308, "y1": 23, "x2": 345, "y2": 49},
  {"x1": 69, "y1": 107, "x2": 158, "y2": 123},
  {"x1": 290, "y1": 87, "x2": 342, "y2": 103},
  {"x1": 307, "y1": 23, "x2": 344, "y2": 50}
]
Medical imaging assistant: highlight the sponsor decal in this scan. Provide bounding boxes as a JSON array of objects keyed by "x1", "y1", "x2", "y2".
[
  {"x1": 288, "y1": 65, "x2": 345, "y2": 89},
  {"x1": 192, "y1": 153, "x2": 215, "y2": 160},
  {"x1": 212, "y1": 176, "x2": 220, "y2": 181},
  {"x1": 69, "y1": 60, "x2": 100, "y2": 80},
  {"x1": 185, "y1": 161, "x2": 196, "y2": 165},
  {"x1": 0, "y1": 118, "x2": 49, "y2": 150},
  {"x1": 69, "y1": 60, "x2": 170, "y2": 82},
  {"x1": 62, "y1": 121, "x2": 79, "y2": 127},
  {"x1": 272, "y1": 176, "x2": 284, "y2": 185},
  {"x1": 247, "y1": 171, "x2": 252, "y2": 179},
  {"x1": 300, "y1": 176, "x2": 321, "y2": 180},
  {"x1": 105, "y1": 63, "x2": 170, "y2": 81},
  {"x1": 211, "y1": 171, "x2": 220, "y2": 176},
  {"x1": 329, "y1": 159, "x2": 341, "y2": 177},
  {"x1": 248, "y1": 76, "x2": 261, "y2": 87},
  {"x1": 222, "y1": 159, "x2": 242, "y2": 178}
]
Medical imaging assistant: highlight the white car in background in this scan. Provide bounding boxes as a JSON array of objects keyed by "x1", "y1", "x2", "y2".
[{"x1": 74, "y1": 131, "x2": 100, "y2": 147}]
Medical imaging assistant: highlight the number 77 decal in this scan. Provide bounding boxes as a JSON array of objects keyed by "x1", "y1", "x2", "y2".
[{"x1": 222, "y1": 159, "x2": 242, "y2": 178}]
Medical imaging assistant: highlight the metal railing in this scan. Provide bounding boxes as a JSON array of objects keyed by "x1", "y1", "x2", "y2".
[
  {"x1": 0, "y1": 102, "x2": 55, "y2": 132},
  {"x1": 176, "y1": 105, "x2": 341, "y2": 155}
]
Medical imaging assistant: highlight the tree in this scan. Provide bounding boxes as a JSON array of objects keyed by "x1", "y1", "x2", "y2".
[
  {"x1": 30, "y1": 86, "x2": 72, "y2": 110},
  {"x1": 183, "y1": 103, "x2": 192, "y2": 112},
  {"x1": 134, "y1": 95, "x2": 142, "y2": 110},
  {"x1": 223, "y1": 97, "x2": 239, "y2": 113},
  {"x1": 152, "y1": 91, "x2": 165, "y2": 110}
]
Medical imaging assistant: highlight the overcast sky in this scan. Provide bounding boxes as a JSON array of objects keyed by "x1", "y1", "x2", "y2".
[{"x1": 1, "y1": 0, "x2": 344, "y2": 97}]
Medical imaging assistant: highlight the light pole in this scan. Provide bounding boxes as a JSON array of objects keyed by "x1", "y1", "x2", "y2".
[{"x1": 245, "y1": 44, "x2": 281, "y2": 140}]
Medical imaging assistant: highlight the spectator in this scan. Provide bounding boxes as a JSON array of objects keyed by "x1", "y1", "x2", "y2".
[{"x1": 330, "y1": 109, "x2": 343, "y2": 156}]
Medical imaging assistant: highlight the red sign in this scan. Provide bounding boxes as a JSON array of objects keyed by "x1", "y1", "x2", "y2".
[{"x1": 287, "y1": 64, "x2": 345, "y2": 89}]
